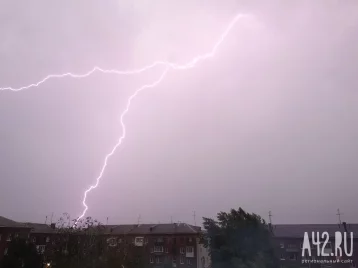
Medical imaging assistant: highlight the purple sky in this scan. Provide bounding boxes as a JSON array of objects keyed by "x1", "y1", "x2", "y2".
[{"x1": 1, "y1": 0, "x2": 358, "y2": 225}]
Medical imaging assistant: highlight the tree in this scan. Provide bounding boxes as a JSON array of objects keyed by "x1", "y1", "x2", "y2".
[
  {"x1": 50, "y1": 213, "x2": 144, "y2": 268},
  {"x1": 202, "y1": 208, "x2": 279, "y2": 268},
  {"x1": 0, "y1": 238, "x2": 43, "y2": 268},
  {"x1": 50, "y1": 214, "x2": 106, "y2": 268}
]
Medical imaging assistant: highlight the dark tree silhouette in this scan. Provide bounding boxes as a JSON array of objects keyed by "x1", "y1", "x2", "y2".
[{"x1": 202, "y1": 208, "x2": 279, "y2": 268}]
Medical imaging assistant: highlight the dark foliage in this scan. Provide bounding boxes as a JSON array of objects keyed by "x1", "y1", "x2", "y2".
[{"x1": 202, "y1": 207, "x2": 279, "y2": 268}]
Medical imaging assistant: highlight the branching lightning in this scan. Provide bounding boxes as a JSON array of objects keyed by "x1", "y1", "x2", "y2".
[{"x1": 0, "y1": 13, "x2": 250, "y2": 223}]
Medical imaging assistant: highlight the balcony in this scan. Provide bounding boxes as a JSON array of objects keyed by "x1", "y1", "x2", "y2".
[
  {"x1": 153, "y1": 246, "x2": 164, "y2": 253},
  {"x1": 186, "y1": 246, "x2": 194, "y2": 258}
]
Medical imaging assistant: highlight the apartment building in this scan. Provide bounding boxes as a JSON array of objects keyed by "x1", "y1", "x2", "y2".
[
  {"x1": 24, "y1": 222, "x2": 57, "y2": 262},
  {"x1": 0, "y1": 216, "x2": 31, "y2": 258},
  {"x1": 0, "y1": 216, "x2": 205, "y2": 268},
  {"x1": 271, "y1": 222, "x2": 358, "y2": 268},
  {"x1": 103, "y1": 223, "x2": 201, "y2": 268}
]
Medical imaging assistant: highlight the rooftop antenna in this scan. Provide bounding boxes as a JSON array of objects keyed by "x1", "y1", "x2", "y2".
[
  {"x1": 193, "y1": 211, "x2": 197, "y2": 226},
  {"x1": 269, "y1": 211, "x2": 273, "y2": 225},
  {"x1": 50, "y1": 213, "x2": 54, "y2": 224},
  {"x1": 337, "y1": 209, "x2": 343, "y2": 224},
  {"x1": 45, "y1": 215, "x2": 48, "y2": 224}
]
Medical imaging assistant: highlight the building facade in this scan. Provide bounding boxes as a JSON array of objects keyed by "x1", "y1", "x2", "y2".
[
  {"x1": 272, "y1": 222, "x2": 358, "y2": 268},
  {"x1": 0, "y1": 216, "x2": 205, "y2": 268},
  {"x1": 5, "y1": 214, "x2": 358, "y2": 268},
  {"x1": 0, "y1": 216, "x2": 32, "y2": 258},
  {"x1": 103, "y1": 223, "x2": 202, "y2": 268}
]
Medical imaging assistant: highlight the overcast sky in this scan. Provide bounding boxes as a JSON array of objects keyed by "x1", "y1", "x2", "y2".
[{"x1": 1, "y1": 0, "x2": 358, "y2": 226}]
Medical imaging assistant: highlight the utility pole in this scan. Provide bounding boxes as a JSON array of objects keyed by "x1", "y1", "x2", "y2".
[
  {"x1": 45, "y1": 216, "x2": 48, "y2": 224},
  {"x1": 337, "y1": 209, "x2": 343, "y2": 224},
  {"x1": 106, "y1": 217, "x2": 109, "y2": 225},
  {"x1": 193, "y1": 211, "x2": 196, "y2": 226}
]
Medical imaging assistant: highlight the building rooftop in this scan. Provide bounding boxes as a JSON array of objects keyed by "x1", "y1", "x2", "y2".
[
  {"x1": 272, "y1": 223, "x2": 358, "y2": 238},
  {"x1": 23, "y1": 223, "x2": 56, "y2": 234},
  {"x1": 105, "y1": 223, "x2": 201, "y2": 235},
  {"x1": 0, "y1": 216, "x2": 29, "y2": 228}
]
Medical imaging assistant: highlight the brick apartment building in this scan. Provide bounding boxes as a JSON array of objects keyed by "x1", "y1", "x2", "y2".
[
  {"x1": 4, "y1": 214, "x2": 358, "y2": 268},
  {"x1": 0, "y1": 216, "x2": 32, "y2": 256},
  {"x1": 271, "y1": 223, "x2": 358, "y2": 268},
  {"x1": 101, "y1": 223, "x2": 202, "y2": 268},
  {"x1": 0, "y1": 216, "x2": 208, "y2": 268}
]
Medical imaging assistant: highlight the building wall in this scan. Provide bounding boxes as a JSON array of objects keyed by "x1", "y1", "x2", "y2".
[
  {"x1": 273, "y1": 237, "x2": 356, "y2": 268},
  {"x1": 103, "y1": 233, "x2": 199, "y2": 268},
  {"x1": 0, "y1": 227, "x2": 31, "y2": 260},
  {"x1": 196, "y1": 239, "x2": 211, "y2": 268}
]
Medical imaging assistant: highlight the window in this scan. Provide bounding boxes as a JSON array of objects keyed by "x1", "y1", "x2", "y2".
[
  {"x1": 289, "y1": 253, "x2": 297, "y2": 260},
  {"x1": 144, "y1": 237, "x2": 148, "y2": 244},
  {"x1": 288, "y1": 244, "x2": 296, "y2": 248},
  {"x1": 180, "y1": 256, "x2": 185, "y2": 264},
  {"x1": 135, "y1": 237, "x2": 144, "y2": 246},
  {"x1": 46, "y1": 237, "x2": 50, "y2": 243},
  {"x1": 172, "y1": 256, "x2": 176, "y2": 264},
  {"x1": 135, "y1": 237, "x2": 143, "y2": 243},
  {"x1": 4, "y1": 248, "x2": 8, "y2": 256},
  {"x1": 280, "y1": 254, "x2": 285, "y2": 260},
  {"x1": 155, "y1": 256, "x2": 162, "y2": 264},
  {"x1": 6, "y1": 234, "x2": 12, "y2": 241},
  {"x1": 107, "y1": 238, "x2": 117, "y2": 247},
  {"x1": 154, "y1": 246, "x2": 163, "y2": 253},
  {"x1": 188, "y1": 237, "x2": 193, "y2": 243},
  {"x1": 280, "y1": 243, "x2": 284, "y2": 248},
  {"x1": 150, "y1": 247, "x2": 154, "y2": 253},
  {"x1": 118, "y1": 238, "x2": 122, "y2": 243},
  {"x1": 36, "y1": 245, "x2": 46, "y2": 254},
  {"x1": 180, "y1": 247, "x2": 185, "y2": 254},
  {"x1": 165, "y1": 247, "x2": 169, "y2": 253},
  {"x1": 15, "y1": 233, "x2": 19, "y2": 238},
  {"x1": 32, "y1": 237, "x2": 36, "y2": 243},
  {"x1": 186, "y1": 247, "x2": 194, "y2": 253},
  {"x1": 150, "y1": 257, "x2": 154, "y2": 263},
  {"x1": 187, "y1": 259, "x2": 192, "y2": 265}
]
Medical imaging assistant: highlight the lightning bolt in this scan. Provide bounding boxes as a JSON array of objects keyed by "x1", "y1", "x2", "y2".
[{"x1": 0, "y1": 13, "x2": 251, "y2": 223}]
